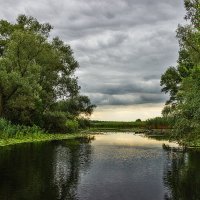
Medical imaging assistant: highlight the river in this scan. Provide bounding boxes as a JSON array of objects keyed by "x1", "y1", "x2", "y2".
[{"x1": 0, "y1": 133, "x2": 199, "y2": 200}]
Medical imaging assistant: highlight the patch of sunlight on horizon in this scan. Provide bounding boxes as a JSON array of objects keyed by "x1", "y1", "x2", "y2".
[{"x1": 90, "y1": 103, "x2": 164, "y2": 121}]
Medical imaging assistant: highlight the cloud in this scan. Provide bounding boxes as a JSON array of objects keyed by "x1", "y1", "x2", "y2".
[
  {"x1": 0, "y1": 0, "x2": 185, "y2": 110},
  {"x1": 84, "y1": 92, "x2": 167, "y2": 106}
]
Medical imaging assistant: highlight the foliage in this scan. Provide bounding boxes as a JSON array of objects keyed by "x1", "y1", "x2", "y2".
[
  {"x1": 77, "y1": 117, "x2": 91, "y2": 129},
  {"x1": 65, "y1": 120, "x2": 79, "y2": 133},
  {"x1": 42, "y1": 111, "x2": 68, "y2": 133},
  {"x1": 0, "y1": 117, "x2": 90, "y2": 147},
  {"x1": 91, "y1": 119, "x2": 173, "y2": 130},
  {"x1": 135, "y1": 119, "x2": 142, "y2": 122},
  {"x1": 90, "y1": 120, "x2": 145, "y2": 129},
  {"x1": 0, "y1": 15, "x2": 95, "y2": 132},
  {"x1": 172, "y1": 67, "x2": 200, "y2": 144},
  {"x1": 145, "y1": 117, "x2": 172, "y2": 129},
  {"x1": 160, "y1": 0, "x2": 200, "y2": 141},
  {"x1": 54, "y1": 96, "x2": 96, "y2": 117},
  {"x1": 0, "y1": 118, "x2": 44, "y2": 139}
]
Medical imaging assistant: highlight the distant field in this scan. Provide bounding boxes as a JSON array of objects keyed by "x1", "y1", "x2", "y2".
[
  {"x1": 90, "y1": 118, "x2": 171, "y2": 131},
  {"x1": 90, "y1": 120, "x2": 145, "y2": 129}
]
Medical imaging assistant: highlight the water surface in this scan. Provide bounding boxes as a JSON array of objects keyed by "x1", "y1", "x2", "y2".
[{"x1": 0, "y1": 133, "x2": 200, "y2": 200}]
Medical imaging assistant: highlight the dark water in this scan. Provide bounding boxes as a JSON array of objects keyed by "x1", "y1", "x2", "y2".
[{"x1": 0, "y1": 133, "x2": 200, "y2": 200}]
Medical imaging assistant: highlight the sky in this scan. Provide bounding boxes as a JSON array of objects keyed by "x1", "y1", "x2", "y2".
[{"x1": 0, "y1": 0, "x2": 185, "y2": 121}]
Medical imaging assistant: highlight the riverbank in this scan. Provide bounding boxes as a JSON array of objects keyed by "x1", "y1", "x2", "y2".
[
  {"x1": 1, "y1": 127, "x2": 200, "y2": 148},
  {"x1": 0, "y1": 118, "x2": 89, "y2": 147},
  {"x1": 145, "y1": 130, "x2": 200, "y2": 149},
  {"x1": 85, "y1": 127, "x2": 148, "y2": 133},
  {"x1": 87, "y1": 127, "x2": 200, "y2": 148},
  {"x1": 0, "y1": 133, "x2": 88, "y2": 147}
]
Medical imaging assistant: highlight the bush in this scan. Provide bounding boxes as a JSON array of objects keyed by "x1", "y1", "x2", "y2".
[
  {"x1": 42, "y1": 111, "x2": 67, "y2": 133},
  {"x1": 78, "y1": 118, "x2": 91, "y2": 129},
  {"x1": 0, "y1": 118, "x2": 44, "y2": 139},
  {"x1": 145, "y1": 117, "x2": 172, "y2": 129},
  {"x1": 65, "y1": 120, "x2": 79, "y2": 133}
]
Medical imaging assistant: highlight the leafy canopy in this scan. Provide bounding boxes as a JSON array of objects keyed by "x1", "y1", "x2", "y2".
[
  {"x1": 0, "y1": 15, "x2": 95, "y2": 131},
  {"x1": 160, "y1": 0, "x2": 200, "y2": 142}
]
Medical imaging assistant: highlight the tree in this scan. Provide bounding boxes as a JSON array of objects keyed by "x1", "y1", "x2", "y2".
[
  {"x1": 0, "y1": 15, "x2": 95, "y2": 131},
  {"x1": 55, "y1": 96, "x2": 96, "y2": 117},
  {"x1": 160, "y1": 0, "x2": 200, "y2": 141},
  {"x1": 135, "y1": 119, "x2": 142, "y2": 122},
  {"x1": 173, "y1": 67, "x2": 200, "y2": 143}
]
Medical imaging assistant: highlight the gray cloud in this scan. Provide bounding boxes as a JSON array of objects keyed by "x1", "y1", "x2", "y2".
[
  {"x1": 85, "y1": 93, "x2": 167, "y2": 106},
  {"x1": 80, "y1": 80, "x2": 161, "y2": 95},
  {"x1": 0, "y1": 0, "x2": 185, "y2": 107}
]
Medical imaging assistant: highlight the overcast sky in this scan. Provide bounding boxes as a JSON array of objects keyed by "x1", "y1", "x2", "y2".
[{"x1": 0, "y1": 0, "x2": 185, "y2": 121}]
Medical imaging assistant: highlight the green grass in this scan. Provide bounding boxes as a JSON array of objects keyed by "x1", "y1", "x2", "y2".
[
  {"x1": 90, "y1": 120, "x2": 145, "y2": 129},
  {"x1": 0, "y1": 133, "x2": 88, "y2": 147},
  {"x1": 0, "y1": 118, "x2": 88, "y2": 147}
]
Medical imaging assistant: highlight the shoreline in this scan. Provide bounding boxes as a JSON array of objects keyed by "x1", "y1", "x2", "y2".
[
  {"x1": 87, "y1": 128, "x2": 200, "y2": 148},
  {"x1": 1, "y1": 129, "x2": 200, "y2": 149},
  {"x1": 0, "y1": 133, "x2": 88, "y2": 147}
]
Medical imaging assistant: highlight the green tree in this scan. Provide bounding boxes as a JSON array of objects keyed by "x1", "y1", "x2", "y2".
[
  {"x1": 173, "y1": 67, "x2": 200, "y2": 143},
  {"x1": 0, "y1": 15, "x2": 95, "y2": 131},
  {"x1": 160, "y1": 0, "x2": 200, "y2": 142}
]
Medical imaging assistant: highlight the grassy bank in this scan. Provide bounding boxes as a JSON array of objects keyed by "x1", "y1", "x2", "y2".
[
  {"x1": 0, "y1": 118, "x2": 88, "y2": 147},
  {"x1": 86, "y1": 128, "x2": 149, "y2": 134},
  {"x1": 1, "y1": 117, "x2": 200, "y2": 148},
  {"x1": 90, "y1": 120, "x2": 200, "y2": 148},
  {"x1": 0, "y1": 133, "x2": 88, "y2": 147}
]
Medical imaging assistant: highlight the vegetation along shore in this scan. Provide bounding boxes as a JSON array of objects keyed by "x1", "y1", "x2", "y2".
[{"x1": 1, "y1": 0, "x2": 200, "y2": 148}]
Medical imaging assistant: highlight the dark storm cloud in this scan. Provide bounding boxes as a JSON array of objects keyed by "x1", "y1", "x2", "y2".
[
  {"x1": 0, "y1": 0, "x2": 185, "y2": 106},
  {"x1": 80, "y1": 80, "x2": 161, "y2": 95},
  {"x1": 85, "y1": 93, "x2": 167, "y2": 106}
]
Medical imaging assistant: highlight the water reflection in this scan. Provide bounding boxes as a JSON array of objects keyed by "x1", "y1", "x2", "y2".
[
  {"x1": 163, "y1": 147, "x2": 200, "y2": 200},
  {"x1": 53, "y1": 138, "x2": 94, "y2": 200},
  {"x1": 0, "y1": 136, "x2": 94, "y2": 200},
  {"x1": 0, "y1": 134, "x2": 200, "y2": 200}
]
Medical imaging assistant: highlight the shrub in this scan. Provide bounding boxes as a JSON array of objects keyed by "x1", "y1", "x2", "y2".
[
  {"x1": 0, "y1": 118, "x2": 44, "y2": 139},
  {"x1": 145, "y1": 117, "x2": 172, "y2": 129},
  {"x1": 42, "y1": 111, "x2": 67, "y2": 133},
  {"x1": 65, "y1": 120, "x2": 79, "y2": 133},
  {"x1": 77, "y1": 118, "x2": 91, "y2": 129}
]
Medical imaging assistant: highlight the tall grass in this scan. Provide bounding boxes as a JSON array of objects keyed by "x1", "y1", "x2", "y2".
[
  {"x1": 0, "y1": 118, "x2": 91, "y2": 147},
  {"x1": 145, "y1": 117, "x2": 172, "y2": 129},
  {"x1": 0, "y1": 118, "x2": 44, "y2": 139}
]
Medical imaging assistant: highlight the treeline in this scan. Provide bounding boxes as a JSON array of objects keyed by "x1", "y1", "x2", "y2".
[
  {"x1": 90, "y1": 118, "x2": 172, "y2": 130},
  {"x1": 0, "y1": 15, "x2": 95, "y2": 134},
  {"x1": 160, "y1": 0, "x2": 200, "y2": 142},
  {"x1": 90, "y1": 119, "x2": 145, "y2": 130}
]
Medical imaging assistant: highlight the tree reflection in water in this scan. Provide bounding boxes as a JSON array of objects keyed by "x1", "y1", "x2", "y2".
[
  {"x1": 1, "y1": 135, "x2": 200, "y2": 200},
  {"x1": 53, "y1": 137, "x2": 94, "y2": 200},
  {"x1": 0, "y1": 136, "x2": 94, "y2": 200},
  {"x1": 163, "y1": 147, "x2": 200, "y2": 200}
]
